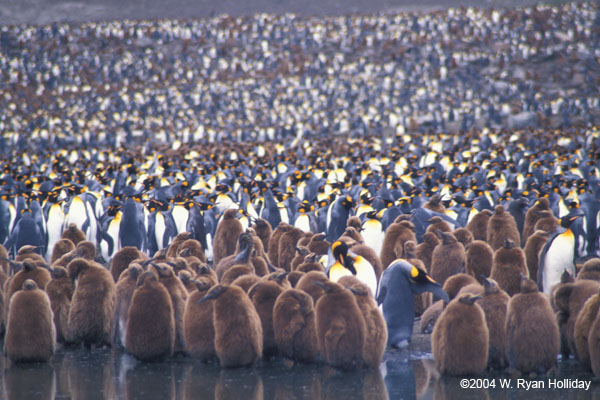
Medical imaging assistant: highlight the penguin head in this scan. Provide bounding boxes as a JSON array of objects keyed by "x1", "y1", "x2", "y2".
[
  {"x1": 519, "y1": 274, "x2": 538, "y2": 293},
  {"x1": 559, "y1": 214, "x2": 581, "y2": 228},
  {"x1": 456, "y1": 293, "x2": 481, "y2": 305},
  {"x1": 136, "y1": 270, "x2": 159, "y2": 287},
  {"x1": 193, "y1": 279, "x2": 213, "y2": 293},
  {"x1": 197, "y1": 284, "x2": 228, "y2": 303},
  {"x1": 481, "y1": 276, "x2": 500, "y2": 295},
  {"x1": 50, "y1": 266, "x2": 69, "y2": 279},
  {"x1": 22, "y1": 279, "x2": 38, "y2": 291},
  {"x1": 328, "y1": 240, "x2": 356, "y2": 275}
]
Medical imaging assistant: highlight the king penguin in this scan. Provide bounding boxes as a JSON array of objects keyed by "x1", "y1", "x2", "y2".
[
  {"x1": 538, "y1": 214, "x2": 581, "y2": 295},
  {"x1": 376, "y1": 259, "x2": 449, "y2": 348},
  {"x1": 326, "y1": 240, "x2": 377, "y2": 297},
  {"x1": 326, "y1": 194, "x2": 355, "y2": 243}
]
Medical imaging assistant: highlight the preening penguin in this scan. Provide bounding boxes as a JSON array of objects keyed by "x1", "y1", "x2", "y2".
[
  {"x1": 4, "y1": 279, "x2": 55, "y2": 363},
  {"x1": 326, "y1": 240, "x2": 377, "y2": 297},
  {"x1": 45, "y1": 266, "x2": 74, "y2": 344},
  {"x1": 183, "y1": 280, "x2": 216, "y2": 361},
  {"x1": 197, "y1": 284, "x2": 263, "y2": 368},
  {"x1": 429, "y1": 231, "x2": 466, "y2": 286},
  {"x1": 125, "y1": 270, "x2": 175, "y2": 362},
  {"x1": 432, "y1": 293, "x2": 488, "y2": 376},
  {"x1": 273, "y1": 288, "x2": 319, "y2": 363},
  {"x1": 67, "y1": 258, "x2": 116, "y2": 347},
  {"x1": 506, "y1": 276, "x2": 559, "y2": 375},
  {"x1": 486, "y1": 205, "x2": 520, "y2": 251},
  {"x1": 215, "y1": 232, "x2": 255, "y2": 281},
  {"x1": 538, "y1": 214, "x2": 581, "y2": 295},
  {"x1": 490, "y1": 239, "x2": 529, "y2": 296},
  {"x1": 248, "y1": 280, "x2": 284, "y2": 358},
  {"x1": 314, "y1": 279, "x2": 365, "y2": 370},
  {"x1": 213, "y1": 208, "x2": 244, "y2": 266},
  {"x1": 377, "y1": 260, "x2": 448, "y2": 348}
]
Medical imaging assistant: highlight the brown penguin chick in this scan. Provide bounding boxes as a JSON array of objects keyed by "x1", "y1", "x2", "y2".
[
  {"x1": 574, "y1": 289, "x2": 600, "y2": 369},
  {"x1": 50, "y1": 238, "x2": 76, "y2": 265},
  {"x1": 290, "y1": 246, "x2": 310, "y2": 271},
  {"x1": 263, "y1": 270, "x2": 292, "y2": 289},
  {"x1": 213, "y1": 209, "x2": 244, "y2": 266},
  {"x1": 553, "y1": 279, "x2": 600, "y2": 359},
  {"x1": 404, "y1": 240, "x2": 432, "y2": 316},
  {"x1": 523, "y1": 230, "x2": 552, "y2": 282},
  {"x1": 151, "y1": 263, "x2": 189, "y2": 354},
  {"x1": 4, "y1": 279, "x2": 56, "y2": 363},
  {"x1": 178, "y1": 270, "x2": 197, "y2": 293},
  {"x1": 466, "y1": 209, "x2": 493, "y2": 242},
  {"x1": 521, "y1": 197, "x2": 552, "y2": 247},
  {"x1": 194, "y1": 264, "x2": 218, "y2": 287},
  {"x1": 465, "y1": 240, "x2": 494, "y2": 283},
  {"x1": 347, "y1": 281, "x2": 388, "y2": 368},
  {"x1": 178, "y1": 239, "x2": 206, "y2": 264},
  {"x1": 577, "y1": 258, "x2": 600, "y2": 281},
  {"x1": 249, "y1": 234, "x2": 270, "y2": 276},
  {"x1": 267, "y1": 223, "x2": 291, "y2": 268},
  {"x1": 350, "y1": 242, "x2": 384, "y2": 282},
  {"x1": 476, "y1": 277, "x2": 510, "y2": 371},
  {"x1": 74, "y1": 240, "x2": 96, "y2": 260},
  {"x1": 297, "y1": 253, "x2": 325, "y2": 273},
  {"x1": 61, "y1": 223, "x2": 87, "y2": 245},
  {"x1": 15, "y1": 245, "x2": 46, "y2": 264},
  {"x1": 425, "y1": 216, "x2": 452, "y2": 235},
  {"x1": 112, "y1": 264, "x2": 143, "y2": 347},
  {"x1": 339, "y1": 227, "x2": 363, "y2": 245},
  {"x1": 307, "y1": 233, "x2": 330, "y2": 256},
  {"x1": 533, "y1": 212, "x2": 558, "y2": 234},
  {"x1": 415, "y1": 232, "x2": 440, "y2": 272},
  {"x1": 251, "y1": 218, "x2": 272, "y2": 255},
  {"x1": 490, "y1": 239, "x2": 529, "y2": 297},
  {"x1": 346, "y1": 216, "x2": 362, "y2": 230},
  {"x1": 67, "y1": 258, "x2": 116, "y2": 347},
  {"x1": 296, "y1": 271, "x2": 329, "y2": 304},
  {"x1": 215, "y1": 232, "x2": 255, "y2": 281},
  {"x1": 6, "y1": 260, "x2": 51, "y2": 306},
  {"x1": 432, "y1": 293, "x2": 489, "y2": 376},
  {"x1": 589, "y1": 309, "x2": 600, "y2": 378},
  {"x1": 198, "y1": 284, "x2": 263, "y2": 367},
  {"x1": 452, "y1": 228, "x2": 473, "y2": 249},
  {"x1": 125, "y1": 270, "x2": 175, "y2": 362},
  {"x1": 486, "y1": 205, "x2": 521, "y2": 251},
  {"x1": 505, "y1": 277, "x2": 559, "y2": 375},
  {"x1": 423, "y1": 194, "x2": 446, "y2": 214},
  {"x1": 278, "y1": 226, "x2": 305, "y2": 272},
  {"x1": 248, "y1": 280, "x2": 284, "y2": 357},
  {"x1": 110, "y1": 246, "x2": 143, "y2": 283},
  {"x1": 231, "y1": 274, "x2": 262, "y2": 293},
  {"x1": 0, "y1": 243, "x2": 9, "y2": 274},
  {"x1": 167, "y1": 257, "x2": 191, "y2": 276},
  {"x1": 420, "y1": 299, "x2": 444, "y2": 334},
  {"x1": 166, "y1": 231, "x2": 193, "y2": 258},
  {"x1": 221, "y1": 264, "x2": 254, "y2": 285},
  {"x1": 273, "y1": 288, "x2": 319, "y2": 363},
  {"x1": 429, "y1": 231, "x2": 466, "y2": 287},
  {"x1": 442, "y1": 273, "x2": 479, "y2": 301},
  {"x1": 380, "y1": 220, "x2": 416, "y2": 270},
  {"x1": 297, "y1": 232, "x2": 313, "y2": 248},
  {"x1": 45, "y1": 266, "x2": 74, "y2": 344},
  {"x1": 183, "y1": 280, "x2": 216, "y2": 361},
  {"x1": 315, "y1": 279, "x2": 366, "y2": 370},
  {"x1": 287, "y1": 271, "x2": 305, "y2": 288}
]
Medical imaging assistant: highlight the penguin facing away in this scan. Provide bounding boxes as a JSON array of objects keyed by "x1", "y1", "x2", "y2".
[{"x1": 377, "y1": 259, "x2": 449, "y2": 348}]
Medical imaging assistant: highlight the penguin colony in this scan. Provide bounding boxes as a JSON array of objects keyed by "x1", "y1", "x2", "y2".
[{"x1": 0, "y1": 2, "x2": 599, "y2": 382}]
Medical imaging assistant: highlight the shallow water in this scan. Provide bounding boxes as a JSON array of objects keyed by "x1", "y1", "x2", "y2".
[{"x1": 2, "y1": 345, "x2": 599, "y2": 400}]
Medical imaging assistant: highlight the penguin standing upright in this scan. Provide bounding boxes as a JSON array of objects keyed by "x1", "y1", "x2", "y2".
[
  {"x1": 377, "y1": 260, "x2": 449, "y2": 348},
  {"x1": 326, "y1": 195, "x2": 355, "y2": 243},
  {"x1": 119, "y1": 197, "x2": 147, "y2": 253},
  {"x1": 326, "y1": 240, "x2": 377, "y2": 296},
  {"x1": 538, "y1": 215, "x2": 581, "y2": 295},
  {"x1": 361, "y1": 210, "x2": 385, "y2": 258},
  {"x1": 43, "y1": 189, "x2": 66, "y2": 261}
]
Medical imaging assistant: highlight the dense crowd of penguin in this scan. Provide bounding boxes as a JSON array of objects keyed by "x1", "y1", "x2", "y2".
[{"x1": 1, "y1": 0, "x2": 600, "y2": 382}]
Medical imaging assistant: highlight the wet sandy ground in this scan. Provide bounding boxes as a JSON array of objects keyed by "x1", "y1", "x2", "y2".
[{"x1": 0, "y1": 0, "x2": 575, "y2": 25}]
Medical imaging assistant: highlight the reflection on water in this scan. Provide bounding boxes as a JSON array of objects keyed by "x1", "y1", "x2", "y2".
[{"x1": 2, "y1": 347, "x2": 599, "y2": 399}]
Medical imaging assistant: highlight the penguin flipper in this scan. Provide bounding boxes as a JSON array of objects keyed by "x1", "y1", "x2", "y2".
[
  {"x1": 376, "y1": 285, "x2": 387, "y2": 306},
  {"x1": 537, "y1": 238, "x2": 554, "y2": 291}
]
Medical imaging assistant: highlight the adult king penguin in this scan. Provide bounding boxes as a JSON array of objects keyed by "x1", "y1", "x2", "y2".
[
  {"x1": 326, "y1": 240, "x2": 377, "y2": 297},
  {"x1": 377, "y1": 259, "x2": 449, "y2": 348},
  {"x1": 538, "y1": 214, "x2": 581, "y2": 295}
]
